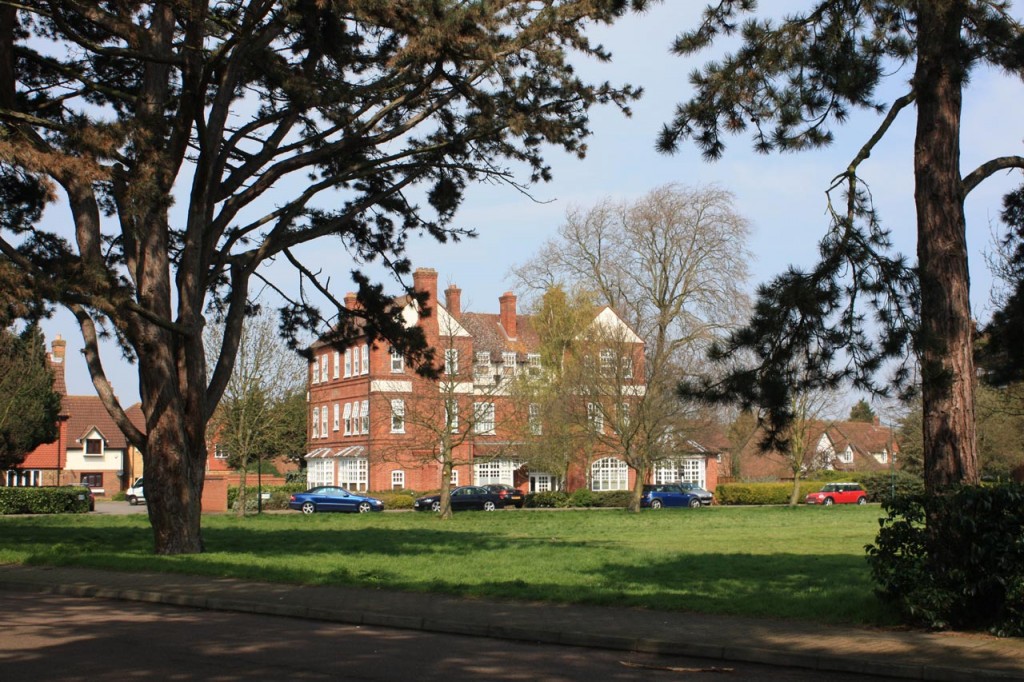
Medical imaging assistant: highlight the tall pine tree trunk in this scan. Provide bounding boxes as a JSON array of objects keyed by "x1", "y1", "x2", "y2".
[{"x1": 914, "y1": 3, "x2": 980, "y2": 494}]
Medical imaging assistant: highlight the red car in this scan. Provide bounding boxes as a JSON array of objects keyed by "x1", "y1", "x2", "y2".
[{"x1": 805, "y1": 482, "x2": 867, "y2": 506}]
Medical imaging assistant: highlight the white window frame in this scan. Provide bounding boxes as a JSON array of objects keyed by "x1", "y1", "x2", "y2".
[
  {"x1": 337, "y1": 457, "x2": 368, "y2": 491},
  {"x1": 526, "y1": 353, "x2": 542, "y2": 376},
  {"x1": 391, "y1": 470, "x2": 405, "y2": 490},
  {"x1": 473, "y1": 459, "x2": 521, "y2": 486},
  {"x1": 502, "y1": 351, "x2": 517, "y2": 375},
  {"x1": 5, "y1": 469, "x2": 42, "y2": 486},
  {"x1": 444, "y1": 348, "x2": 459, "y2": 375},
  {"x1": 361, "y1": 343, "x2": 370, "y2": 374},
  {"x1": 587, "y1": 402, "x2": 604, "y2": 433},
  {"x1": 840, "y1": 448, "x2": 854, "y2": 464},
  {"x1": 450, "y1": 469, "x2": 459, "y2": 486},
  {"x1": 333, "y1": 403, "x2": 341, "y2": 432},
  {"x1": 391, "y1": 399, "x2": 405, "y2": 433},
  {"x1": 311, "y1": 361, "x2": 319, "y2": 384},
  {"x1": 599, "y1": 348, "x2": 615, "y2": 374},
  {"x1": 214, "y1": 443, "x2": 229, "y2": 459},
  {"x1": 307, "y1": 459, "x2": 334, "y2": 488},
  {"x1": 333, "y1": 351, "x2": 340, "y2": 379},
  {"x1": 654, "y1": 458, "x2": 705, "y2": 488},
  {"x1": 446, "y1": 399, "x2": 459, "y2": 432},
  {"x1": 473, "y1": 402, "x2": 495, "y2": 434},
  {"x1": 342, "y1": 403, "x2": 352, "y2": 435},
  {"x1": 344, "y1": 348, "x2": 352, "y2": 378},
  {"x1": 390, "y1": 348, "x2": 404, "y2": 373},
  {"x1": 591, "y1": 457, "x2": 628, "y2": 491},
  {"x1": 529, "y1": 403, "x2": 542, "y2": 435},
  {"x1": 312, "y1": 407, "x2": 320, "y2": 438},
  {"x1": 360, "y1": 400, "x2": 369, "y2": 434},
  {"x1": 320, "y1": 355, "x2": 328, "y2": 383},
  {"x1": 321, "y1": 406, "x2": 329, "y2": 438}
]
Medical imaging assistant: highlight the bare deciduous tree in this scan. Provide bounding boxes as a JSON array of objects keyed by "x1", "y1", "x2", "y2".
[{"x1": 512, "y1": 184, "x2": 751, "y2": 509}]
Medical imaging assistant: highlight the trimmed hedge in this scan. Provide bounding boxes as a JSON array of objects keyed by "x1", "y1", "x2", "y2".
[
  {"x1": 717, "y1": 472, "x2": 925, "y2": 505},
  {"x1": 715, "y1": 481, "x2": 824, "y2": 505},
  {"x1": 0, "y1": 486, "x2": 92, "y2": 514},
  {"x1": 229, "y1": 482, "x2": 306, "y2": 511},
  {"x1": 524, "y1": 489, "x2": 633, "y2": 508},
  {"x1": 370, "y1": 490, "x2": 416, "y2": 510}
]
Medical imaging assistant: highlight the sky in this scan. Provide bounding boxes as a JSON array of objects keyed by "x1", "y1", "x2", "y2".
[{"x1": 35, "y1": 3, "x2": 1024, "y2": 411}]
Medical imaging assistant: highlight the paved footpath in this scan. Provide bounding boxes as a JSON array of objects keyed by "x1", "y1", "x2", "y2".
[{"x1": 1, "y1": 564, "x2": 1022, "y2": 681}]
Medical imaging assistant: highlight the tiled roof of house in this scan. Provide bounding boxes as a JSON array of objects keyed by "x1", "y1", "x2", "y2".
[
  {"x1": 458, "y1": 312, "x2": 541, "y2": 357},
  {"x1": 64, "y1": 395, "x2": 145, "y2": 449}
]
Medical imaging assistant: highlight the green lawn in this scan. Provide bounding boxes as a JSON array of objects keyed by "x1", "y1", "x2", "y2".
[{"x1": 0, "y1": 505, "x2": 896, "y2": 626}]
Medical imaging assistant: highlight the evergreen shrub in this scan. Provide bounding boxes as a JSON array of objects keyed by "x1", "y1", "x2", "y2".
[
  {"x1": 524, "y1": 491, "x2": 569, "y2": 508},
  {"x1": 866, "y1": 484, "x2": 1024, "y2": 636},
  {"x1": 0, "y1": 486, "x2": 91, "y2": 514}
]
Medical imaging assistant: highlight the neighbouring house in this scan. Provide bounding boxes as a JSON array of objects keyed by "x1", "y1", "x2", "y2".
[
  {"x1": 2, "y1": 336, "x2": 146, "y2": 496},
  {"x1": 725, "y1": 417, "x2": 900, "y2": 481},
  {"x1": 304, "y1": 268, "x2": 721, "y2": 494}
]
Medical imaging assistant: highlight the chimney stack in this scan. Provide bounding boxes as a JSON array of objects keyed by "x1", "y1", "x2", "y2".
[
  {"x1": 499, "y1": 292, "x2": 517, "y2": 339},
  {"x1": 445, "y1": 284, "x2": 462, "y2": 318},
  {"x1": 50, "y1": 335, "x2": 67, "y2": 395},
  {"x1": 412, "y1": 268, "x2": 438, "y2": 307}
]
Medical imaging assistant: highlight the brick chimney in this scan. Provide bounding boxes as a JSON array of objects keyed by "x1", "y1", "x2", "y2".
[
  {"x1": 445, "y1": 284, "x2": 462, "y2": 318},
  {"x1": 50, "y1": 335, "x2": 67, "y2": 395},
  {"x1": 412, "y1": 268, "x2": 438, "y2": 306},
  {"x1": 499, "y1": 291, "x2": 517, "y2": 339}
]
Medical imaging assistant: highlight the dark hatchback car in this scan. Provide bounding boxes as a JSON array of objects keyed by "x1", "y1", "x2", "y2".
[
  {"x1": 414, "y1": 485, "x2": 504, "y2": 512},
  {"x1": 641, "y1": 484, "x2": 702, "y2": 509},
  {"x1": 483, "y1": 484, "x2": 524, "y2": 508},
  {"x1": 288, "y1": 487, "x2": 384, "y2": 514}
]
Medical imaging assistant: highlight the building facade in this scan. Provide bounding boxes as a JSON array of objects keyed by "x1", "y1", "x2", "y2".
[
  {"x1": 3, "y1": 336, "x2": 146, "y2": 495},
  {"x1": 304, "y1": 268, "x2": 717, "y2": 494}
]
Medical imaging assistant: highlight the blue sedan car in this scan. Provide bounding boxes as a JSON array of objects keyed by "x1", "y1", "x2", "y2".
[
  {"x1": 288, "y1": 487, "x2": 384, "y2": 514},
  {"x1": 641, "y1": 484, "x2": 702, "y2": 509}
]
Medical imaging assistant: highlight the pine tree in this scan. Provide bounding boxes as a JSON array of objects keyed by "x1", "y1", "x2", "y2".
[
  {"x1": 0, "y1": 325, "x2": 60, "y2": 469},
  {"x1": 662, "y1": 1, "x2": 1024, "y2": 495},
  {"x1": 0, "y1": 1, "x2": 638, "y2": 553}
]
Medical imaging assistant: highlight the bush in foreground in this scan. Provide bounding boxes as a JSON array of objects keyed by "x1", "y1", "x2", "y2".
[{"x1": 866, "y1": 484, "x2": 1024, "y2": 636}]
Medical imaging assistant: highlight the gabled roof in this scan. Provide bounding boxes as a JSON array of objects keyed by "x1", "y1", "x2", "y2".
[{"x1": 64, "y1": 395, "x2": 145, "y2": 450}]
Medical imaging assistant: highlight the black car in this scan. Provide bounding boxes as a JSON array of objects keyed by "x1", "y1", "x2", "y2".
[
  {"x1": 414, "y1": 485, "x2": 504, "y2": 512},
  {"x1": 483, "y1": 484, "x2": 524, "y2": 508}
]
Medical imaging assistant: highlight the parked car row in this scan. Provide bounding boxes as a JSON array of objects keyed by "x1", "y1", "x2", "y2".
[{"x1": 287, "y1": 481, "x2": 715, "y2": 514}]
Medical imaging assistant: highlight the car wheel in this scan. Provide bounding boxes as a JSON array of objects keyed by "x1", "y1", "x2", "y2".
[
  {"x1": 650, "y1": 499, "x2": 662, "y2": 509},
  {"x1": 431, "y1": 500, "x2": 441, "y2": 513},
  {"x1": 127, "y1": 496, "x2": 137, "y2": 506},
  {"x1": 301, "y1": 501, "x2": 316, "y2": 514},
  {"x1": 823, "y1": 497, "x2": 834, "y2": 506},
  {"x1": 857, "y1": 497, "x2": 867, "y2": 505},
  {"x1": 358, "y1": 501, "x2": 372, "y2": 513},
  {"x1": 688, "y1": 498, "x2": 701, "y2": 509},
  {"x1": 483, "y1": 500, "x2": 497, "y2": 511}
]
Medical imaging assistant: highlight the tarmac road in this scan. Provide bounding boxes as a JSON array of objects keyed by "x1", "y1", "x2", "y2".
[{"x1": 0, "y1": 592, "x2": 907, "y2": 682}]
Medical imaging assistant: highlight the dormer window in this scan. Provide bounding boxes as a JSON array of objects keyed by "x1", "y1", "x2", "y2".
[
  {"x1": 85, "y1": 437, "x2": 103, "y2": 456},
  {"x1": 502, "y1": 351, "x2": 517, "y2": 375}
]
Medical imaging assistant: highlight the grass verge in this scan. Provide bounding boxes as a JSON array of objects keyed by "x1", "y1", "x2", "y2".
[{"x1": 0, "y1": 505, "x2": 896, "y2": 626}]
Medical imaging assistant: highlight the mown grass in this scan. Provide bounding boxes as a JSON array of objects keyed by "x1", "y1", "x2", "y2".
[{"x1": 0, "y1": 505, "x2": 896, "y2": 626}]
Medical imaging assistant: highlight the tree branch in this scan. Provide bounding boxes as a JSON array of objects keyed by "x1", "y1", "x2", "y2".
[{"x1": 963, "y1": 156, "x2": 1024, "y2": 196}]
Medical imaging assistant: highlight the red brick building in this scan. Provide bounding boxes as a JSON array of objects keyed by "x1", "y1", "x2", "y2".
[
  {"x1": 724, "y1": 417, "x2": 900, "y2": 481},
  {"x1": 304, "y1": 268, "x2": 718, "y2": 494},
  {"x1": 3, "y1": 336, "x2": 146, "y2": 495}
]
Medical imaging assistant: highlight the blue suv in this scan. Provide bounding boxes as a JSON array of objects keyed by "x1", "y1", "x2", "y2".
[{"x1": 641, "y1": 484, "x2": 702, "y2": 509}]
